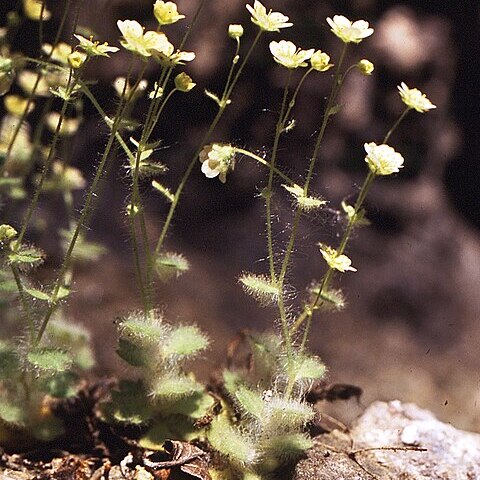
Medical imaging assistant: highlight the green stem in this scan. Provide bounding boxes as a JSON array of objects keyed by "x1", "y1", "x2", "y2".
[
  {"x1": 149, "y1": 30, "x2": 263, "y2": 275},
  {"x1": 234, "y1": 148, "x2": 295, "y2": 184},
  {"x1": 16, "y1": 70, "x2": 75, "y2": 247},
  {"x1": 35, "y1": 62, "x2": 138, "y2": 345},
  {"x1": 10, "y1": 264, "x2": 35, "y2": 343}
]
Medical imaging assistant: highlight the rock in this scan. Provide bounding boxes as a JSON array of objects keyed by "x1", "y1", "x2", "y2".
[{"x1": 295, "y1": 400, "x2": 480, "y2": 479}]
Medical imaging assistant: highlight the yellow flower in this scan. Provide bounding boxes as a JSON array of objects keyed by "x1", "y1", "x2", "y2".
[
  {"x1": 246, "y1": 1, "x2": 292, "y2": 32},
  {"x1": 199, "y1": 143, "x2": 236, "y2": 183},
  {"x1": 326, "y1": 15, "x2": 374, "y2": 44},
  {"x1": 364, "y1": 142, "x2": 404, "y2": 176},
  {"x1": 46, "y1": 113, "x2": 80, "y2": 136},
  {"x1": 23, "y1": 0, "x2": 51, "y2": 21},
  {"x1": 319, "y1": 244, "x2": 357, "y2": 272},
  {"x1": 4, "y1": 95, "x2": 34, "y2": 116},
  {"x1": 117, "y1": 20, "x2": 170, "y2": 58},
  {"x1": 74, "y1": 34, "x2": 119, "y2": 57},
  {"x1": 311, "y1": 50, "x2": 333, "y2": 72},
  {"x1": 269, "y1": 41, "x2": 314, "y2": 69},
  {"x1": 153, "y1": 1, "x2": 185, "y2": 25},
  {"x1": 357, "y1": 59, "x2": 374, "y2": 75},
  {"x1": 228, "y1": 24, "x2": 244, "y2": 39},
  {"x1": 174, "y1": 72, "x2": 196, "y2": 92},
  {"x1": 397, "y1": 82, "x2": 436, "y2": 113}
]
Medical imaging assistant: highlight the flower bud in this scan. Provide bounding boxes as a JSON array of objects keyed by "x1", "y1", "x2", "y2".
[
  {"x1": 0, "y1": 224, "x2": 17, "y2": 243},
  {"x1": 357, "y1": 59, "x2": 374, "y2": 75},
  {"x1": 228, "y1": 24, "x2": 244, "y2": 39},
  {"x1": 68, "y1": 51, "x2": 86, "y2": 69},
  {"x1": 174, "y1": 72, "x2": 196, "y2": 92},
  {"x1": 310, "y1": 50, "x2": 333, "y2": 72}
]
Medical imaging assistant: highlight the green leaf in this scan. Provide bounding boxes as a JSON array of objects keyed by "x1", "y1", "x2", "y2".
[
  {"x1": 235, "y1": 387, "x2": 264, "y2": 420},
  {"x1": 0, "y1": 341, "x2": 19, "y2": 380},
  {"x1": 158, "y1": 390, "x2": 215, "y2": 419},
  {"x1": 207, "y1": 416, "x2": 256, "y2": 466},
  {"x1": 25, "y1": 287, "x2": 50, "y2": 301},
  {"x1": 116, "y1": 338, "x2": 148, "y2": 367},
  {"x1": 27, "y1": 348, "x2": 72, "y2": 373},
  {"x1": 150, "y1": 374, "x2": 202, "y2": 400},
  {"x1": 139, "y1": 415, "x2": 198, "y2": 450},
  {"x1": 162, "y1": 325, "x2": 209, "y2": 358},
  {"x1": 154, "y1": 252, "x2": 189, "y2": 281},
  {"x1": 266, "y1": 397, "x2": 314, "y2": 431},
  {"x1": 290, "y1": 355, "x2": 326, "y2": 383},
  {"x1": 117, "y1": 312, "x2": 166, "y2": 345},
  {"x1": 0, "y1": 400, "x2": 25, "y2": 426},
  {"x1": 40, "y1": 371, "x2": 78, "y2": 398},
  {"x1": 261, "y1": 432, "x2": 313, "y2": 460},
  {"x1": 101, "y1": 380, "x2": 153, "y2": 426},
  {"x1": 7, "y1": 245, "x2": 44, "y2": 268}
]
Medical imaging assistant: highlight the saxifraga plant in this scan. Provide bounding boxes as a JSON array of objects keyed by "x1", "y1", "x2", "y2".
[{"x1": 0, "y1": 0, "x2": 437, "y2": 478}]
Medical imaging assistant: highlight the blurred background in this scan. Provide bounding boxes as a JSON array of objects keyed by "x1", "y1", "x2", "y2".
[{"x1": 2, "y1": 0, "x2": 479, "y2": 431}]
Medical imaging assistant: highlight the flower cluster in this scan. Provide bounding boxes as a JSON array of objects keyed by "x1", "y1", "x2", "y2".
[
  {"x1": 199, "y1": 144, "x2": 236, "y2": 183},
  {"x1": 364, "y1": 142, "x2": 404, "y2": 176},
  {"x1": 397, "y1": 82, "x2": 436, "y2": 113}
]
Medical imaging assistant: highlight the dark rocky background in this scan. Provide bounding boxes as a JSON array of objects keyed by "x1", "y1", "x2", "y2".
[{"x1": 2, "y1": 0, "x2": 479, "y2": 431}]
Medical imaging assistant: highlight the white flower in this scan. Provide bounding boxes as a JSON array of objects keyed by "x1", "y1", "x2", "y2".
[
  {"x1": 269, "y1": 41, "x2": 314, "y2": 69},
  {"x1": 117, "y1": 20, "x2": 170, "y2": 58},
  {"x1": 113, "y1": 77, "x2": 148, "y2": 97},
  {"x1": 74, "y1": 34, "x2": 119, "y2": 57},
  {"x1": 319, "y1": 244, "x2": 357, "y2": 272},
  {"x1": 18, "y1": 71, "x2": 50, "y2": 97},
  {"x1": 199, "y1": 143, "x2": 236, "y2": 183},
  {"x1": 364, "y1": 142, "x2": 404, "y2": 176},
  {"x1": 46, "y1": 113, "x2": 81, "y2": 136},
  {"x1": 246, "y1": 1, "x2": 293, "y2": 32},
  {"x1": 326, "y1": 15, "x2": 374, "y2": 44},
  {"x1": 151, "y1": 40, "x2": 195, "y2": 66},
  {"x1": 153, "y1": 1, "x2": 185, "y2": 25},
  {"x1": 397, "y1": 82, "x2": 436, "y2": 113},
  {"x1": 310, "y1": 50, "x2": 333, "y2": 72}
]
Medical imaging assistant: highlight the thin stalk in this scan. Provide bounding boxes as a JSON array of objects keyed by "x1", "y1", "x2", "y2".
[
  {"x1": 35, "y1": 62, "x2": 138, "y2": 345},
  {"x1": 234, "y1": 148, "x2": 295, "y2": 184},
  {"x1": 10, "y1": 264, "x2": 35, "y2": 343},
  {"x1": 291, "y1": 108, "x2": 411, "y2": 336},
  {"x1": 150, "y1": 30, "x2": 263, "y2": 267},
  {"x1": 16, "y1": 70, "x2": 74, "y2": 247}
]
